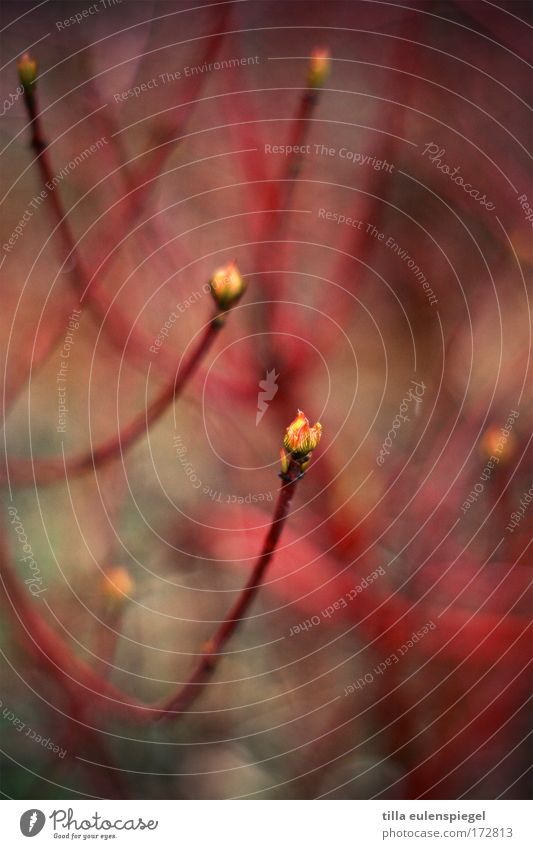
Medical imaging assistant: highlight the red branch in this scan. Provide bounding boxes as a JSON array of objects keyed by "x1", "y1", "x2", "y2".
[
  {"x1": 1, "y1": 315, "x2": 223, "y2": 487},
  {"x1": 158, "y1": 456, "x2": 303, "y2": 719},
  {"x1": 0, "y1": 456, "x2": 304, "y2": 723}
]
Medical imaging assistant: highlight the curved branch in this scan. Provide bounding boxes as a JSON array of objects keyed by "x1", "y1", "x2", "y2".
[
  {"x1": 1, "y1": 315, "x2": 222, "y2": 487},
  {"x1": 22, "y1": 88, "x2": 164, "y2": 368},
  {"x1": 0, "y1": 456, "x2": 304, "y2": 723},
  {"x1": 158, "y1": 455, "x2": 304, "y2": 719}
]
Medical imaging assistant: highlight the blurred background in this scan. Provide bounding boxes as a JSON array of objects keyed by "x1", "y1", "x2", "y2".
[{"x1": 0, "y1": 0, "x2": 531, "y2": 799}]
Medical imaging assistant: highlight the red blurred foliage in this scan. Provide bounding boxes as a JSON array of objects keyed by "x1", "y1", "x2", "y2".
[{"x1": 0, "y1": 0, "x2": 531, "y2": 800}]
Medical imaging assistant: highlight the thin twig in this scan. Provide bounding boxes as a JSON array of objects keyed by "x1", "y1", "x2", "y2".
[
  {"x1": 7, "y1": 14, "x2": 234, "y2": 417},
  {"x1": 1, "y1": 315, "x2": 223, "y2": 486},
  {"x1": 21, "y1": 88, "x2": 169, "y2": 368},
  {"x1": 0, "y1": 456, "x2": 303, "y2": 724},
  {"x1": 158, "y1": 456, "x2": 304, "y2": 720}
]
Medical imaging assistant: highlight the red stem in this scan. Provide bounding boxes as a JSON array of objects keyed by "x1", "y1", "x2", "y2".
[
  {"x1": 0, "y1": 458, "x2": 303, "y2": 723},
  {"x1": 1, "y1": 316, "x2": 222, "y2": 486},
  {"x1": 251, "y1": 85, "x2": 323, "y2": 363},
  {"x1": 22, "y1": 91, "x2": 170, "y2": 368},
  {"x1": 158, "y1": 459, "x2": 302, "y2": 719},
  {"x1": 7, "y1": 7, "x2": 233, "y2": 417},
  {"x1": 260, "y1": 88, "x2": 320, "y2": 255}
]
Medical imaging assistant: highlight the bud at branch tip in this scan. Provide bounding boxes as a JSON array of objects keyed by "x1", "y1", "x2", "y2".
[
  {"x1": 281, "y1": 410, "x2": 322, "y2": 477},
  {"x1": 307, "y1": 48, "x2": 330, "y2": 88},
  {"x1": 18, "y1": 53, "x2": 38, "y2": 92},
  {"x1": 209, "y1": 260, "x2": 246, "y2": 311},
  {"x1": 101, "y1": 566, "x2": 135, "y2": 605}
]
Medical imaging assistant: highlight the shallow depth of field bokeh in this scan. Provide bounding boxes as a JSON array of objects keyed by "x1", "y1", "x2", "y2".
[{"x1": 0, "y1": 0, "x2": 531, "y2": 800}]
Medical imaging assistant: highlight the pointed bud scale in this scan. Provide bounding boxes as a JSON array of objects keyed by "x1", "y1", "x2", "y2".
[
  {"x1": 280, "y1": 447, "x2": 290, "y2": 475},
  {"x1": 209, "y1": 261, "x2": 245, "y2": 310},
  {"x1": 283, "y1": 410, "x2": 322, "y2": 456},
  {"x1": 17, "y1": 53, "x2": 38, "y2": 92},
  {"x1": 307, "y1": 48, "x2": 330, "y2": 88},
  {"x1": 101, "y1": 566, "x2": 135, "y2": 604}
]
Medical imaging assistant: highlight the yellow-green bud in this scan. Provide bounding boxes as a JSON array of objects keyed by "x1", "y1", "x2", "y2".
[
  {"x1": 101, "y1": 566, "x2": 135, "y2": 604},
  {"x1": 209, "y1": 261, "x2": 246, "y2": 311},
  {"x1": 18, "y1": 53, "x2": 38, "y2": 92},
  {"x1": 284, "y1": 410, "x2": 322, "y2": 456},
  {"x1": 307, "y1": 48, "x2": 330, "y2": 88}
]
